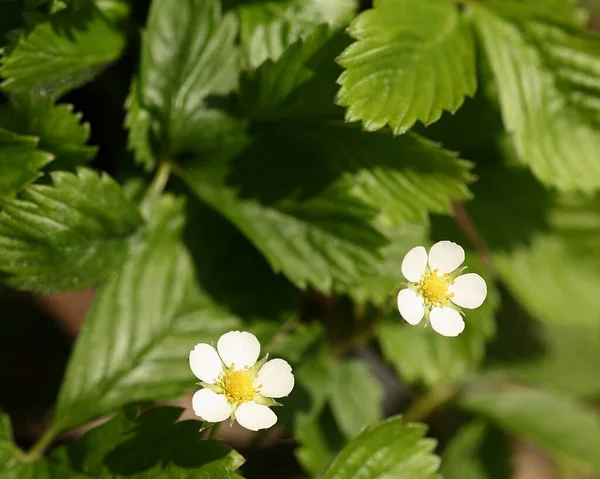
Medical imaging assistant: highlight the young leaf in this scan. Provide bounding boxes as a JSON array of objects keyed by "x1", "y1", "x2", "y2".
[
  {"x1": 329, "y1": 360, "x2": 383, "y2": 439},
  {"x1": 0, "y1": 96, "x2": 97, "y2": 168},
  {"x1": 124, "y1": 79, "x2": 155, "y2": 171},
  {"x1": 0, "y1": 5, "x2": 125, "y2": 98},
  {"x1": 133, "y1": 0, "x2": 244, "y2": 162},
  {"x1": 319, "y1": 416, "x2": 440, "y2": 479},
  {"x1": 238, "y1": 0, "x2": 357, "y2": 68},
  {"x1": 0, "y1": 127, "x2": 54, "y2": 198},
  {"x1": 336, "y1": 0, "x2": 476, "y2": 135},
  {"x1": 461, "y1": 383, "x2": 600, "y2": 474},
  {"x1": 52, "y1": 197, "x2": 242, "y2": 432},
  {"x1": 53, "y1": 407, "x2": 244, "y2": 478},
  {"x1": 0, "y1": 168, "x2": 143, "y2": 293},
  {"x1": 472, "y1": 2, "x2": 600, "y2": 192},
  {"x1": 240, "y1": 25, "x2": 349, "y2": 120}
]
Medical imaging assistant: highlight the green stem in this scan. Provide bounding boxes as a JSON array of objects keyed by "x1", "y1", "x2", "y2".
[
  {"x1": 403, "y1": 385, "x2": 455, "y2": 423},
  {"x1": 141, "y1": 162, "x2": 172, "y2": 216},
  {"x1": 22, "y1": 424, "x2": 61, "y2": 462}
]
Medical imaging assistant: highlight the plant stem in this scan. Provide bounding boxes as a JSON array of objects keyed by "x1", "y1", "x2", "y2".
[
  {"x1": 403, "y1": 385, "x2": 455, "y2": 423},
  {"x1": 141, "y1": 162, "x2": 172, "y2": 216},
  {"x1": 22, "y1": 424, "x2": 61, "y2": 462}
]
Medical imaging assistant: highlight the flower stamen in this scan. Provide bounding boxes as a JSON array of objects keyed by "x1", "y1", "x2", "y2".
[
  {"x1": 418, "y1": 269, "x2": 454, "y2": 307},
  {"x1": 219, "y1": 370, "x2": 257, "y2": 404}
]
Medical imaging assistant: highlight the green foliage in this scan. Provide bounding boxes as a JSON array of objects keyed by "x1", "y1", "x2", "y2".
[
  {"x1": 53, "y1": 197, "x2": 241, "y2": 431},
  {"x1": 0, "y1": 4, "x2": 126, "y2": 98},
  {"x1": 0, "y1": 127, "x2": 54, "y2": 198},
  {"x1": 52, "y1": 407, "x2": 244, "y2": 478},
  {"x1": 461, "y1": 383, "x2": 600, "y2": 474},
  {"x1": 3, "y1": 0, "x2": 600, "y2": 476},
  {"x1": 0, "y1": 168, "x2": 143, "y2": 293},
  {"x1": 237, "y1": 0, "x2": 357, "y2": 69},
  {"x1": 0, "y1": 96, "x2": 96, "y2": 167},
  {"x1": 320, "y1": 416, "x2": 440, "y2": 479},
  {"x1": 441, "y1": 422, "x2": 512, "y2": 479},
  {"x1": 179, "y1": 121, "x2": 472, "y2": 292},
  {"x1": 336, "y1": 0, "x2": 477, "y2": 135},
  {"x1": 472, "y1": 1, "x2": 600, "y2": 192},
  {"x1": 132, "y1": 0, "x2": 243, "y2": 166},
  {"x1": 240, "y1": 25, "x2": 348, "y2": 120},
  {"x1": 329, "y1": 360, "x2": 383, "y2": 439}
]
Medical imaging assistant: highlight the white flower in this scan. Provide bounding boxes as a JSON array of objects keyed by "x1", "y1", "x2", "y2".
[
  {"x1": 189, "y1": 331, "x2": 294, "y2": 431},
  {"x1": 397, "y1": 240, "x2": 487, "y2": 337}
]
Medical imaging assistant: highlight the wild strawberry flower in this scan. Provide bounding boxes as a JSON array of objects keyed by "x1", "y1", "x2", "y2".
[
  {"x1": 398, "y1": 240, "x2": 487, "y2": 337},
  {"x1": 189, "y1": 331, "x2": 294, "y2": 431}
]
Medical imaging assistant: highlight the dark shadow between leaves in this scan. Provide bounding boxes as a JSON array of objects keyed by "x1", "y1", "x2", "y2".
[
  {"x1": 181, "y1": 193, "x2": 300, "y2": 320},
  {"x1": 227, "y1": 120, "x2": 470, "y2": 206},
  {"x1": 484, "y1": 285, "x2": 545, "y2": 365},
  {"x1": 103, "y1": 408, "x2": 232, "y2": 475},
  {"x1": 432, "y1": 164, "x2": 552, "y2": 253}
]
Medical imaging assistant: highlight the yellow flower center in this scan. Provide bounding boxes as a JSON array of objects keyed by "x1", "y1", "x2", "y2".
[
  {"x1": 418, "y1": 269, "x2": 454, "y2": 306},
  {"x1": 219, "y1": 369, "x2": 257, "y2": 404}
]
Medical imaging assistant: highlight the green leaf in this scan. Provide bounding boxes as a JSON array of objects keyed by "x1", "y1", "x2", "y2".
[
  {"x1": 52, "y1": 197, "x2": 242, "y2": 432},
  {"x1": 124, "y1": 78, "x2": 155, "y2": 171},
  {"x1": 133, "y1": 0, "x2": 244, "y2": 162},
  {"x1": 472, "y1": 2, "x2": 600, "y2": 192},
  {"x1": 180, "y1": 120, "x2": 472, "y2": 291},
  {"x1": 0, "y1": 127, "x2": 54, "y2": 198},
  {"x1": 461, "y1": 383, "x2": 600, "y2": 474},
  {"x1": 329, "y1": 360, "x2": 383, "y2": 439},
  {"x1": 441, "y1": 422, "x2": 512, "y2": 479},
  {"x1": 53, "y1": 407, "x2": 244, "y2": 478},
  {"x1": 240, "y1": 25, "x2": 348, "y2": 120},
  {"x1": 0, "y1": 5, "x2": 125, "y2": 98},
  {"x1": 0, "y1": 168, "x2": 143, "y2": 293},
  {"x1": 181, "y1": 161, "x2": 384, "y2": 292},
  {"x1": 0, "y1": 96, "x2": 97, "y2": 168},
  {"x1": 336, "y1": 0, "x2": 477, "y2": 135},
  {"x1": 320, "y1": 416, "x2": 440, "y2": 479},
  {"x1": 521, "y1": 0, "x2": 588, "y2": 26},
  {"x1": 238, "y1": 0, "x2": 357, "y2": 69},
  {"x1": 377, "y1": 256, "x2": 498, "y2": 386}
]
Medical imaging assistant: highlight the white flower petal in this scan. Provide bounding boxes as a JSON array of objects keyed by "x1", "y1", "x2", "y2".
[
  {"x1": 429, "y1": 306, "x2": 465, "y2": 337},
  {"x1": 217, "y1": 331, "x2": 261, "y2": 370},
  {"x1": 189, "y1": 343, "x2": 223, "y2": 383},
  {"x1": 449, "y1": 273, "x2": 487, "y2": 309},
  {"x1": 255, "y1": 359, "x2": 295, "y2": 398},
  {"x1": 401, "y1": 246, "x2": 427, "y2": 282},
  {"x1": 192, "y1": 389, "x2": 232, "y2": 422},
  {"x1": 235, "y1": 402, "x2": 277, "y2": 431},
  {"x1": 397, "y1": 288, "x2": 425, "y2": 325},
  {"x1": 428, "y1": 241, "x2": 465, "y2": 274}
]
